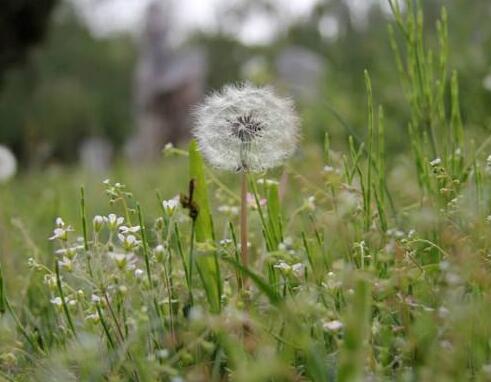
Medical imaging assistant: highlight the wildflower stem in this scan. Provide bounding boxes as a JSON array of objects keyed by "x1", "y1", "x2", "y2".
[
  {"x1": 55, "y1": 260, "x2": 76, "y2": 336},
  {"x1": 80, "y1": 186, "x2": 94, "y2": 278},
  {"x1": 137, "y1": 203, "x2": 153, "y2": 287},
  {"x1": 240, "y1": 171, "x2": 249, "y2": 274}
]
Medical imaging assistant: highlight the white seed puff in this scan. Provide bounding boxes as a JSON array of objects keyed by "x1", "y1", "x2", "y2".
[{"x1": 193, "y1": 83, "x2": 299, "y2": 172}]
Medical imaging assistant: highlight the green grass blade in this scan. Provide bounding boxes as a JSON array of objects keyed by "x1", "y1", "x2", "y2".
[{"x1": 189, "y1": 140, "x2": 221, "y2": 312}]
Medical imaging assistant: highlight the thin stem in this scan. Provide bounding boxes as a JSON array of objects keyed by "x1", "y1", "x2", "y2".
[
  {"x1": 240, "y1": 171, "x2": 249, "y2": 271},
  {"x1": 80, "y1": 186, "x2": 93, "y2": 278},
  {"x1": 55, "y1": 260, "x2": 76, "y2": 337}
]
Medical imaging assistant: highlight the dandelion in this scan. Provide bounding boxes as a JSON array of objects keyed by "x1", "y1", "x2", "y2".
[
  {"x1": 193, "y1": 83, "x2": 299, "y2": 172},
  {"x1": 193, "y1": 83, "x2": 299, "y2": 273},
  {"x1": 0, "y1": 144, "x2": 17, "y2": 183}
]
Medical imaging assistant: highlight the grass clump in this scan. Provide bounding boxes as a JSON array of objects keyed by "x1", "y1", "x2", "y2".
[{"x1": 1, "y1": 2, "x2": 491, "y2": 381}]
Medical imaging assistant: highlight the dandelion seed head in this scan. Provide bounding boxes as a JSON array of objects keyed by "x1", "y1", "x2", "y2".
[{"x1": 193, "y1": 83, "x2": 299, "y2": 172}]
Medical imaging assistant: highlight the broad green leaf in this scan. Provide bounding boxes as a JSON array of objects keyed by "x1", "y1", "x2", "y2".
[{"x1": 189, "y1": 140, "x2": 221, "y2": 312}]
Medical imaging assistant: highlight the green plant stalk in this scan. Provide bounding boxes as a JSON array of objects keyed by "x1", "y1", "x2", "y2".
[
  {"x1": 364, "y1": 70, "x2": 374, "y2": 232},
  {"x1": 229, "y1": 221, "x2": 243, "y2": 290},
  {"x1": 80, "y1": 186, "x2": 93, "y2": 278},
  {"x1": 189, "y1": 140, "x2": 221, "y2": 312},
  {"x1": 240, "y1": 170, "x2": 249, "y2": 271},
  {"x1": 137, "y1": 203, "x2": 153, "y2": 288},
  {"x1": 96, "y1": 304, "x2": 116, "y2": 350},
  {"x1": 55, "y1": 260, "x2": 76, "y2": 336}
]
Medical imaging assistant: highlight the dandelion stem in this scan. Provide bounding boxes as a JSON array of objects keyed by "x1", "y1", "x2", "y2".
[{"x1": 240, "y1": 171, "x2": 249, "y2": 274}]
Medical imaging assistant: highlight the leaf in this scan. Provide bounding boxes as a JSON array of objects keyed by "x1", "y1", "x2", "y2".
[
  {"x1": 188, "y1": 140, "x2": 221, "y2": 312},
  {"x1": 223, "y1": 257, "x2": 281, "y2": 305},
  {"x1": 266, "y1": 181, "x2": 282, "y2": 247}
]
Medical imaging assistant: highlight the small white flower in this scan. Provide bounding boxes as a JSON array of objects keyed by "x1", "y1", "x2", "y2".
[
  {"x1": 323, "y1": 165, "x2": 334, "y2": 173},
  {"x1": 85, "y1": 312, "x2": 100, "y2": 324},
  {"x1": 118, "y1": 234, "x2": 141, "y2": 251},
  {"x1": 162, "y1": 198, "x2": 179, "y2": 217},
  {"x1": 154, "y1": 244, "x2": 166, "y2": 257},
  {"x1": 108, "y1": 252, "x2": 131, "y2": 269},
  {"x1": 55, "y1": 217, "x2": 65, "y2": 227},
  {"x1": 104, "y1": 214, "x2": 124, "y2": 230},
  {"x1": 49, "y1": 228, "x2": 67, "y2": 241},
  {"x1": 43, "y1": 274, "x2": 57, "y2": 290},
  {"x1": 219, "y1": 239, "x2": 233, "y2": 246},
  {"x1": 119, "y1": 225, "x2": 141, "y2": 234},
  {"x1": 58, "y1": 257, "x2": 73, "y2": 272},
  {"x1": 306, "y1": 196, "x2": 315, "y2": 211},
  {"x1": 50, "y1": 297, "x2": 63, "y2": 306},
  {"x1": 55, "y1": 245, "x2": 83, "y2": 259},
  {"x1": 430, "y1": 157, "x2": 442, "y2": 166},
  {"x1": 91, "y1": 294, "x2": 101, "y2": 304},
  {"x1": 156, "y1": 349, "x2": 170, "y2": 360},
  {"x1": 273, "y1": 261, "x2": 291, "y2": 272},
  {"x1": 0, "y1": 145, "x2": 17, "y2": 183},
  {"x1": 93, "y1": 215, "x2": 104, "y2": 231},
  {"x1": 193, "y1": 83, "x2": 299, "y2": 172},
  {"x1": 134, "y1": 268, "x2": 145, "y2": 279},
  {"x1": 323, "y1": 320, "x2": 343, "y2": 332},
  {"x1": 291, "y1": 263, "x2": 305, "y2": 278}
]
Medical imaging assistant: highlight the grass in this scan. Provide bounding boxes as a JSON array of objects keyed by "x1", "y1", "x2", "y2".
[{"x1": 1, "y1": 2, "x2": 491, "y2": 381}]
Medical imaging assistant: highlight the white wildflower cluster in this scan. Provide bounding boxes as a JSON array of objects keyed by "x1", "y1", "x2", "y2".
[
  {"x1": 486, "y1": 154, "x2": 491, "y2": 175},
  {"x1": 193, "y1": 83, "x2": 299, "y2": 172}
]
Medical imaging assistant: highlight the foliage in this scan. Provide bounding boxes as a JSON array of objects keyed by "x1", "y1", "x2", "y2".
[
  {"x1": 0, "y1": 5, "x2": 135, "y2": 162},
  {"x1": 1, "y1": 2, "x2": 491, "y2": 381},
  {"x1": 0, "y1": 0, "x2": 58, "y2": 78}
]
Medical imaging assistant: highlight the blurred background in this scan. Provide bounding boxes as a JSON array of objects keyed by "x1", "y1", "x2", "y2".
[{"x1": 0, "y1": 0, "x2": 490, "y2": 174}]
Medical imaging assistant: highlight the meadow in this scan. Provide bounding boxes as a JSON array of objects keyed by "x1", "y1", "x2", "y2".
[{"x1": 1, "y1": 2, "x2": 491, "y2": 381}]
